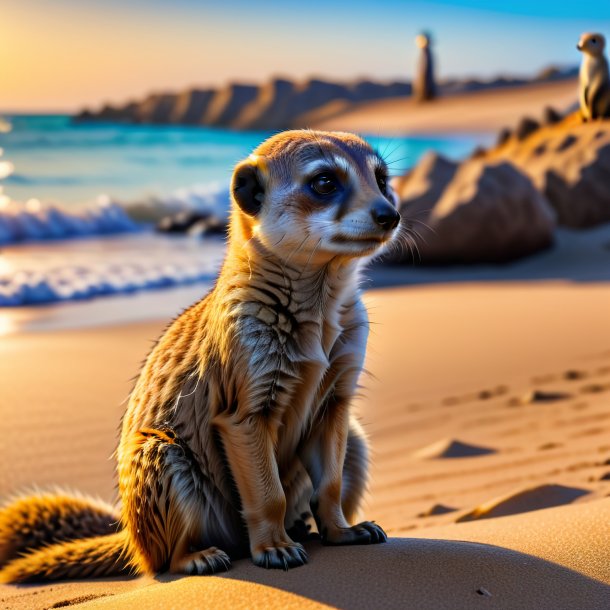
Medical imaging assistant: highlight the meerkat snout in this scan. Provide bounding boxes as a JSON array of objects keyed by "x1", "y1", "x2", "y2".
[{"x1": 370, "y1": 199, "x2": 400, "y2": 231}]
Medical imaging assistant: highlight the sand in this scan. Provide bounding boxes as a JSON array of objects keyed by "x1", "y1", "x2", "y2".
[
  {"x1": 307, "y1": 79, "x2": 578, "y2": 135},
  {"x1": 1, "y1": 267, "x2": 610, "y2": 608}
]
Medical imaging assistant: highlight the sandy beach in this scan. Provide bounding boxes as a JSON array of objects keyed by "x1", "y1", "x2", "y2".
[
  {"x1": 2, "y1": 257, "x2": 610, "y2": 608},
  {"x1": 2, "y1": 70, "x2": 610, "y2": 610},
  {"x1": 308, "y1": 79, "x2": 578, "y2": 135},
  {"x1": 4, "y1": 2, "x2": 610, "y2": 607}
]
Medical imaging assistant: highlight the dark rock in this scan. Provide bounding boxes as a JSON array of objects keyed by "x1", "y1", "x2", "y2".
[
  {"x1": 542, "y1": 106, "x2": 562, "y2": 125},
  {"x1": 170, "y1": 89, "x2": 215, "y2": 124},
  {"x1": 515, "y1": 117, "x2": 540, "y2": 141},
  {"x1": 204, "y1": 83, "x2": 259, "y2": 126},
  {"x1": 496, "y1": 127, "x2": 512, "y2": 146},
  {"x1": 156, "y1": 211, "x2": 227, "y2": 237},
  {"x1": 392, "y1": 158, "x2": 555, "y2": 264}
]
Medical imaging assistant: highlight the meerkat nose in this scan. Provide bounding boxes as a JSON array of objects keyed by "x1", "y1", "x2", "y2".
[{"x1": 371, "y1": 200, "x2": 401, "y2": 231}]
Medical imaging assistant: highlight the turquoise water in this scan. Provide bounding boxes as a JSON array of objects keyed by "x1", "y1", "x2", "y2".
[
  {"x1": 0, "y1": 116, "x2": 485, "y2": 307},
  {"x1": 0, "y1": 115, "x2": 481, "y2": 206}
]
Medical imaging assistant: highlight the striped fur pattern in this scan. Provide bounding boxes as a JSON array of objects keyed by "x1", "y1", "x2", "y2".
[{"x1": 0, "y1": 130, "x2": 399, "y2": 582}]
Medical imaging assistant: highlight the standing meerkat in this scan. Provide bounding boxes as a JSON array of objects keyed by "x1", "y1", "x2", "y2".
[
  {"x1": 0, "y1": 130, "x2": 401, "y2": 582},
  {"x1": 577, "y1": 32, "x2": 610, "y2": 121}
]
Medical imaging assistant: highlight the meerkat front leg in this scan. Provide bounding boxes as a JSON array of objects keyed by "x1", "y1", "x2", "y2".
[
  {"x1": 214, "y1": 413, "x2": 308, "y2": 569},
  {"x1": 308, "y1": 401, "x2": 387, "y2": 546}
]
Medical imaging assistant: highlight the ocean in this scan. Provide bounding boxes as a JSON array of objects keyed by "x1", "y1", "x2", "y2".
[{"x1": 0, "y1": 115, "x2": 483, "y2": 310}]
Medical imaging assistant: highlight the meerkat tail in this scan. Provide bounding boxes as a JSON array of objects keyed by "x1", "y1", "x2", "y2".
[
  {"x1": 0, "y1": 530, "x2": 132, "y2": 583},
  {"x1": 0, "y1": 491, "x2": 120, "y2": 566}
]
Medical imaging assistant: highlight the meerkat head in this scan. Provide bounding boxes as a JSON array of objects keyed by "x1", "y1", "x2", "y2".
[
  {"x1": 577, "y1": 33, "x2": 606, "y2": 57},
  {"x1": 229, "y1": 130, "x2": 401, "y2": 266}
]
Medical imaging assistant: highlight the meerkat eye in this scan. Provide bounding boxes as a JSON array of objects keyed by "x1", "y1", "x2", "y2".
[
  {"x1": 311, "y1": 173, "x2": 338, "y2": 196},
  {"x1": 592, "y1": 38, "x2": 597, "y2": 44},
  {"x1": 376, "y1": 172, "x2": 388, "y2": 195}
]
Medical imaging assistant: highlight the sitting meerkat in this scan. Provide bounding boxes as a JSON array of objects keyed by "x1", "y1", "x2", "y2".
[
  {"x1": 577, "y1": 32, "x2": 610, "y2": 120},
  {"x1": 0, "y1": 130, "x2": 401, "y2": 582}
]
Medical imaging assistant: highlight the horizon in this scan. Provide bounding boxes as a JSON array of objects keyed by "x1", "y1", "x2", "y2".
[{"x1": 1, "y1": 0, "x2": 610, "y2": 113}]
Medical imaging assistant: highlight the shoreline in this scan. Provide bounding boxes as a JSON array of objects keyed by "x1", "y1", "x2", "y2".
[
  {"x1": 309, "y1": 79, "x2": 578, "y2": 135},
  {"x1": 2, "y1": 220, "x2": 609, "y2": 336}
]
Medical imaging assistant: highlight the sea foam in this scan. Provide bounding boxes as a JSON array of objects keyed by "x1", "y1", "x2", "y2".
[
  {"x1": 0, "y1": 233, "x2": 226, "y2": 306},
  {"x1": 0, "y1": 195, "x2": 139, "y2": 245}
]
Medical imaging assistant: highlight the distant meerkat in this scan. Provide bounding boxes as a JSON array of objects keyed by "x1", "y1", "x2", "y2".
[
  {"x1": 577, "y1": 32, "x2": 610, "y2": 120},
  {"x1": 0, "y1": 130, "x2": 401, "y2": 583}
]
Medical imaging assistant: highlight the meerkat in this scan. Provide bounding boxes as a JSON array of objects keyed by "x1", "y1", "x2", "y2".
[
  {"x1": 577, "y1": 32, "x2": 610, "y2": 121},
  {"x1": 0, "y1": 130, "x2": 401, "y2": 583}
]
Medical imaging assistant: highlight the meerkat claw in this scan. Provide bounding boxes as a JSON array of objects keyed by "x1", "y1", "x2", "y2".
[
  {"x1": 174, "y1": 547, "x2": 232, "y2": 576},
  {"x1": 254, "y1": 543, "x2": 308, "y2": 570},
  {"x1": 322, "y1": 521, "x2": 387, "y2": 546}
]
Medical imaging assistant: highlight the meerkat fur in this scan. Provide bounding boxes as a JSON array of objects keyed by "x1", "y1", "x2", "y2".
[{"x1": 0, "y1": 130, "x2": 402, "y2": 582}]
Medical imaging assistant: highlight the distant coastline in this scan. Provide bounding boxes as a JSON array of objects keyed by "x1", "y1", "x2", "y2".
[{"x1": 74, "y1": 66, "x2": 577, "y2": 132}]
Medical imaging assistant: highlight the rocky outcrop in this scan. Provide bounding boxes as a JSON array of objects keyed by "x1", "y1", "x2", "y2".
[
  {"x1": 74, "y1": 67, "x2": 573, "y2": 131},
  {"x1": 75, "y1": 77, "x2": 411, "y2": 131},
  {"x1": 390, "y1": 118, "x2": 610, "y2": 265},
  {"x1": 170, "y1": 89, "x2": 215, "y2": 124},
  {"x1": 392, "y1": 157, "x2": 556, "y2": 264},
  {"x1": 489, "y1": 120, "x2": 610, "y2": 228}
]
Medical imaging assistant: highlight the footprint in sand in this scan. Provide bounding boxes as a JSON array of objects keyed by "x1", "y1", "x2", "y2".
[
  {"x1": 442, "y1": 385, "x2": 509, "y2": 406},
  {"x1": 508, "y1": 389, "x2": 572, "y2": 407},
  {"x1": 413, "y1": 438, "x2": 496, "y2": 459},
  {"x1": 579, "y1": 382, "x2": 610, "y2": 395},
  {"x1": 564, "y1": 369, "x2": 588, "y2": 381},
  {"x1": 538, "y1": 441, "x2": 563, "y2": 451},
  {"x1": 456, "y1": 484, "x2": 590, "y2": 522},
  {"x1": 417, "y1": 503, "x2": 459, "y2": 518}
]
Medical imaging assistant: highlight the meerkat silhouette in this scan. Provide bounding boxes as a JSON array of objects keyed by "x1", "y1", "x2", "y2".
[
  {"x1": 577, "y1": 32, "x2": 610, "y2": 120},
  {"x1": 0, "y1": 130, "x2": 402, "y2": 583}
]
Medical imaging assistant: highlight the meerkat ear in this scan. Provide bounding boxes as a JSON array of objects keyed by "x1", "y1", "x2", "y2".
[{"x1": 231, "y1": 160, "x2": 265, "y2": 216}]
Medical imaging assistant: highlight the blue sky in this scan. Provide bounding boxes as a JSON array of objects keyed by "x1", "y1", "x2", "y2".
[{"x1": 2, "y1": 1, "x2": 609, "y2": 110}]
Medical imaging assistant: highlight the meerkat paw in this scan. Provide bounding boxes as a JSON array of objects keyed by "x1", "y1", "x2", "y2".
[
  {"x1": 252, "y1": 541, "x2": 308, "y2": 570},
  {"x1": 171, "y1": 547, "x2": 232, "y2": 575},
  {"x1": 321, "y1": 521, "x2": 387, "y2": 546}
]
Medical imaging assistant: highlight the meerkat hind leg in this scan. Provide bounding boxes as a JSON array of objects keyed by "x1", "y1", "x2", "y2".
[{"x1": 126, "y1": 428, "x2": 232, "y2": 576}]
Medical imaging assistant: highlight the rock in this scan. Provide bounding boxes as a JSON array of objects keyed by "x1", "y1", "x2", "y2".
[
  {"x1": 156, "y1": 211, "x2": 206, "y2": 234},
  {"x1": 188, "y1": 216, "x2": 227, "y2": 237},
  {"x1": 491, "y1": 121, "x2": 610, "y2": 228},
  {"x1": 393, "y1": 159, "x2": 555, "y2": 264},
  {"x1": 514, "y1": 116, "x2": 540, "y2": 140},
  {"x1": 70, "y1": 77, "x2": 410, "y2": 130},
  {"x1": 542, "y1": 106, "x2": 562, "y2": 125},
  {"x1": 496, "y1": 127, "x2": 512, "y2": 146},
  {"x1": 392, "y1": 151, "x2": 458, "y2": 220},
  {"x1": 202, "y1": 83, "x2": 259, "y2": 126},
  {"x1": 156, "y1": 211, "x2": 227, "y2": 236},
  {"x1": 233, "y1": 79, "x2": 297, "y2": 130},
  {"x1": 170, "y1": 89, "x2": 215, "y2": 124},
  {"x1": 135, "y1": 93, "x2": 178, "y2": 123}
]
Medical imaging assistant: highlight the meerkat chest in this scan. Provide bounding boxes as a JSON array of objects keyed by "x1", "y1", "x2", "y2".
[
  {"x1": 581, "y1": 56, "x2": 599, "y2": 85},
  {"x1": 240, "y1": 299, "x2": 345, "y2": 429}
]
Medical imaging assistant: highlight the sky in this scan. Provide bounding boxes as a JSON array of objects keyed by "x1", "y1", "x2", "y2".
[{"x1": 1, "y1": 0, "x2": 609, "y2": 112}]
